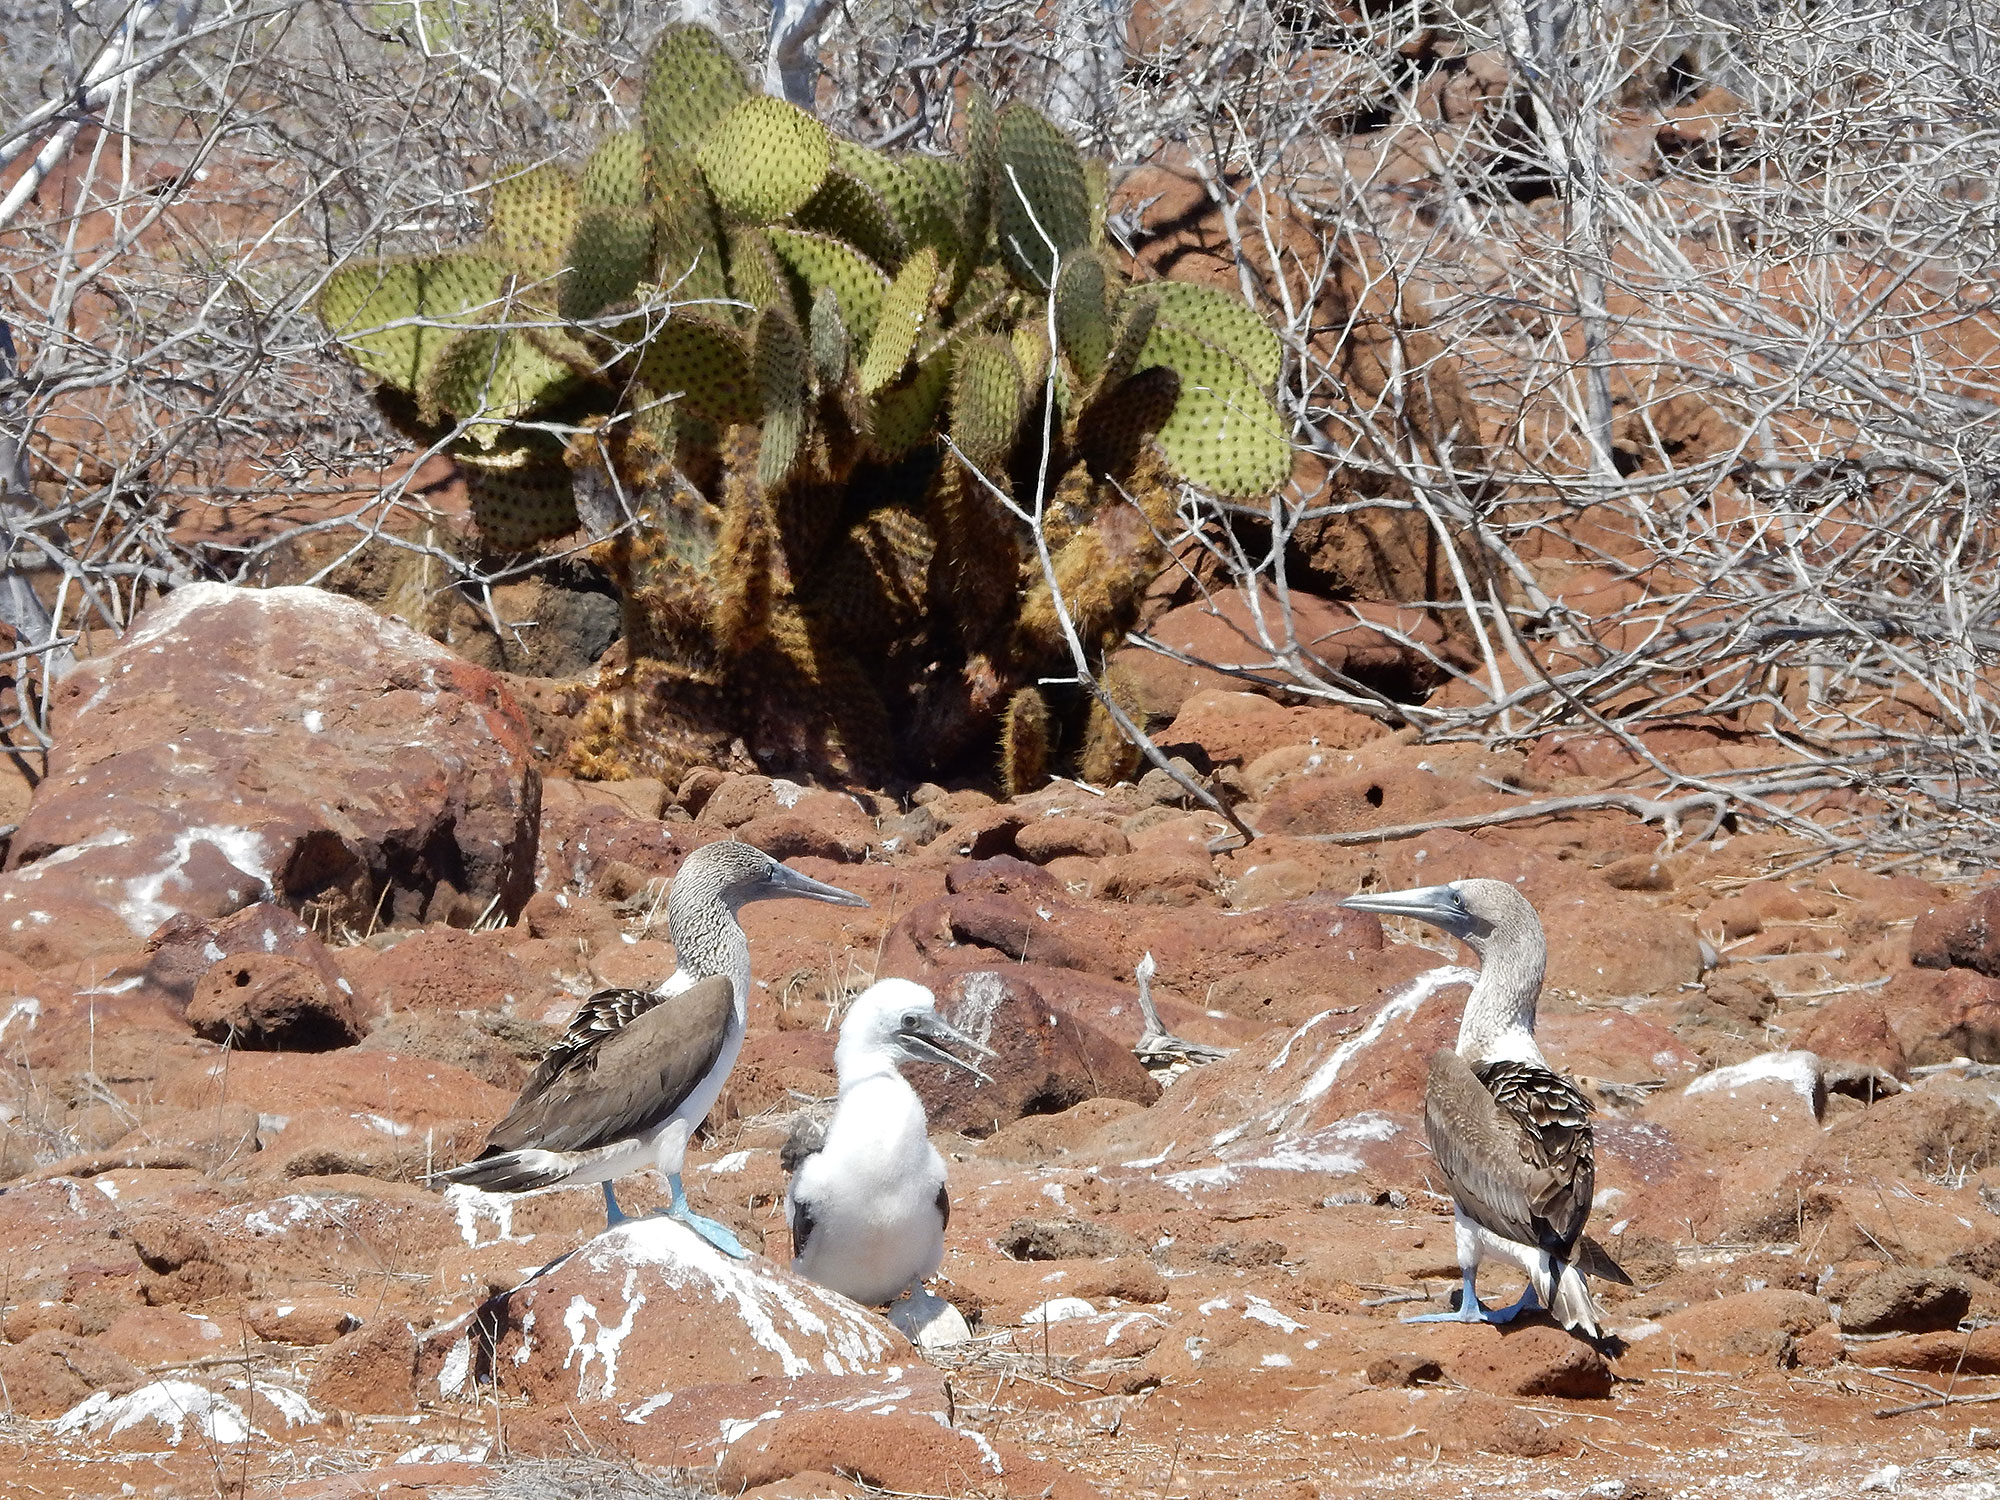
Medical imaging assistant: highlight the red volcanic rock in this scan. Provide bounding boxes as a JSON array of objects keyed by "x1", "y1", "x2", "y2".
[
  {"x1": 1260, "y1": 764, "x2": 1463, "y2": 838},
  {"x1": 1805, "y1": 1078, "x2": 2000, "y2": 1183},
  {"x1": 1098, "y1": 850, "x2": 1218, "y2": 904},
  {"x1": 0, "y1": 1331, "x2": 144, "y2": 1417},
  {"x1": 156, "y1": 1048, "x2": 511, "y2": 1134},
  {"x1": 882, "y1": 890, "x2": 1127, "y2": 980},
  {"x1": 1838, "y1": 1268, "x2": 1973, "y2": 1335},
  {"x1": 1015, "y1": 816, "x2": 1131, "y2": 863},
  {"x1": 248, "y1": 1300, "x2": 363, "y2": 1346},
  {"x1": 120, "y1": 1214, "x2": 244, "y2": 1305},
  {"x1": 1790, "y1": 991, "x2": 1910, "y2": 1077},
  {"x1": 1880, "y1": 967, "x2": 2000, "y2": 1065},
  {"x1": 466, "y1": 1218, "x2": 902, "y2": 1404},
  {"x1": 1912, "y1": 886, "x2": 2000, "y2": 975},
  {"x1": 187, "y1": 951, "x2": 364, "y2": 1050},
  {"x1": 917, "y1": 969, "x2": 1159, "y2": 1136},
  {"x1": 1636, "y1": 1289, "x2": 1831, "y2": 1371},
  {"x1": 719, "y1": 1409, "x2": 1101, "y2": 1500},
  {"x1": 351, "y1": 925, "x2": 550, "y2": 1017},
  {"x1": 1116, "y1": 588, "x2": 1452, "y2": 720},
  {"x1": 1159, "y1": 688, "x2": 1384, "y2": 768},
  {"x1": 1422, "y1": 1322, "x2": 1614, "y2": 1398},
  {"x1": 307, "y1": 1318, "x2": 419, "y2": 1414},
  {"x1": 943, "y1": 854, "x2": 1060, "y2": 899},
  {"x1": 0, "y1": 585, "x2": 540, "y2": 968},
  {"x1": 140, "y1": 902, "x2": 350, "y2": 1012}
]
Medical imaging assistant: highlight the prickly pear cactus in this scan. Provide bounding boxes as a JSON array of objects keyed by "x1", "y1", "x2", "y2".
[{"x1": 317, "y1": 22, "x2": 1293, "y2": 786}]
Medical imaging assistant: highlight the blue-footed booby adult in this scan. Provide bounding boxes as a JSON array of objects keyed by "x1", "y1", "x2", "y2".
[
  {"x1": 438, "y1": 840, "x2": 867, "y2": 1257},
  {"x1": 1341, "y1": 879, "x2": 1631, "y2": 1336},
  {"x1": 782, "y1": 979, "x2": 993, "y2": 1318}
]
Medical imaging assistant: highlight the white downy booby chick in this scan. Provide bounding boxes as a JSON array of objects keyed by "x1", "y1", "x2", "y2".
[
  {"x1": 1342, "y1": 879, "x2": 1632, "y2": 1335},
  {"x1": 783, "y1": 979, "x2": 992, "y2": 1324}
]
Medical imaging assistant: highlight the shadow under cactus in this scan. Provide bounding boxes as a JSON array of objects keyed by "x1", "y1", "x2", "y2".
[{"x1": 318, "y1": 23, "x2": 1291, "y2": 789}]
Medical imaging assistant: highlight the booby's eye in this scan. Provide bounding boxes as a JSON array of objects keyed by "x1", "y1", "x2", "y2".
[{"x1": 900, "y1": 1012, "x2": 922, "y2": 1030}]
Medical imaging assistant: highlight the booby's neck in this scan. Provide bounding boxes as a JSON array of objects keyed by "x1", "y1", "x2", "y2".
[
  {"x1": 664, "y1": 885, "x2": 751, "y2": 1010},
  {"x1": 1456, "y1": 930, "x2": 1547, "y2": 1067},
  {"x1": 834, "y1": 1036, "x2": 910, "y2": 1094}
]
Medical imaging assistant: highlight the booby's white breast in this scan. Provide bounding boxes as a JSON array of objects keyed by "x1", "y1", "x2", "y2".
[{"x1": 789, "y1": 1074, "x2": 947, "y2": 1307}]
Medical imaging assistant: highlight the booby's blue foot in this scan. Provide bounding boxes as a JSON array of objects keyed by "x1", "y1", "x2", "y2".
[
  {"x1": 1402, "y1": 1273, "x2": 1513, "y2": 1324},
  {"x1": 666, "y1": 1173, "x2": 749, "y2": 1258},
  {"x1": 602, "y1": 1182, "x2": 630, "y2": 1228}
]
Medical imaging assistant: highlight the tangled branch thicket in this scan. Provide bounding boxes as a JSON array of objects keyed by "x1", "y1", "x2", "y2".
[{"x1": 3, "y1": 0, "x2": 1997, "y2": 867}]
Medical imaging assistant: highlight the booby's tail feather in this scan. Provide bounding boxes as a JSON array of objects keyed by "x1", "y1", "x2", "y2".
[
  {"x1": 431, "y1": 1149, "x2": 573, "y2": 1193},
  {"x1": 1548, "y1": 1256, "x2": 1602, "y2": 1338},
  {"x1": 1576, "y1": 1234, "x2": 1634, "y2": 1287}
]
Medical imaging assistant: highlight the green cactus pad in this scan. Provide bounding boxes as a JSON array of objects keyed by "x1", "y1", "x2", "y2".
[
  {"x1": 1076, "y1": 364, "x2": 1180, "y2": 476},
  {"x1": 650, "y1": 150, "x2": 731, "y2": 309},
  {"x1": 1011, "y1": 318, "x2": 1052, "y2": 398},
  {"x1": 458, "y1": 435, "x2": 579, "y2": 550},
  {"x1": 1054, "y1": 254, "x2": 1111, "y2": 382},
  {"x1": 994, "y1": 103, "x2": 1091, "y2": 290},
  {"x1": 860, "y1": 246, "x2": 939, "y2": 395},
  {"x1": 582, "y1": 130, "x2": 648, "y2": 209},
  {"x1": 486, "y1": 165, "x2": 580, "y2": 279},
  {"x1": 642, "y1": 24, "x2": 749, "y2": 157},
  {"x1": 809, "y1": 286, "x2": 850, "y2": 392},
  {"x1": 959, "y1": 91, "x2": 1000, "y2": 301},
  {"x1": 1138, "y1": 324, "x2": 1291, "y2": 497},
  {"x1": 697, "y1": 96, "x2": 832, "y2": 225},
  {"x1": 560, "y1": 205, "x2": 655, "y2": 323},
  {"x1": 1154, "y1": 280, "x2": 1282, "y2": 384},
  {"x1": 1094, "y1": 286, "x2": 1161, "y2": 397},
  {"x1": 319, "y1": 254, "x2": 509, "y2": 394},
  {"x1": 894, "y1": 151, "x2": 967, "y2": 255},
  {"x1": 635, "y1": 313, "x2": 759, "y2": 426},
  {"x1": 796, "y1": 167, "x2": 905, "y2": 274},
  {"x1": 753, "y1": 308, "x2": 808, "y2": 490},
  {"x1": 725, "y1": 225, "x2": 792, "y2": 314},
  {"x1": 767, "y1": 228, "x2": 889, "y2": 347},
  {"x1": 868, "y1": 343, "x2": 950, "y2": 458},
  {"x1": 950, "y1": 333, "x2": 1027, "y2": 472},
  {"x1": 419, "y1": 326, "x2": 576, "y2": 432}
]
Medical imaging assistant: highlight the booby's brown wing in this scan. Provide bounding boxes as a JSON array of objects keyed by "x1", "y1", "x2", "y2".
[
  {"x1": 1423, "y1": 1048, "x2": 1596, "y2": 1261},
  {"x1": 520, "y1": 986, "x2": 671, "y2": 1097},
  {"x1": 481, "y1": 974, "x2": 734, "y2": 1156}
]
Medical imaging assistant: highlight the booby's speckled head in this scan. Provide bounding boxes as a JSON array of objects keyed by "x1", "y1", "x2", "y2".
[
  {"x1": 1339, "y1": 877, "x2": 1541, "y2": 956},
  {"x1": 671, "y1": 839, "x2": 869, "y2": 918},
  {"x1": 838, "y1": 978, "x2": 995, "y2": 1083}
]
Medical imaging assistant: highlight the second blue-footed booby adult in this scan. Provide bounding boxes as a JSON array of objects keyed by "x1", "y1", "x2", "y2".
[
  {"x1": 438, "y1": 840, "x2": 867, "y2": 1257},
  {"x1": 782, "y1": 979, "x2": 992, "y2": 1322},
  {"x1": 1341, "y1": 879, "x2": 1631, "y2": 1335}
]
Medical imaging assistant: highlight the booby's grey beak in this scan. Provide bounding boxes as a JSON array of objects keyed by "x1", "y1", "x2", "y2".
[
  {"x1": 1341, "y1": 883, "x2": 1479, "y2": 939},
  {"x1": 899, "y1": 1012, "x2": 996, "y2": 1083},
  {"x1": 760, "y1": 863, "x2": 870, "y2": 908}
]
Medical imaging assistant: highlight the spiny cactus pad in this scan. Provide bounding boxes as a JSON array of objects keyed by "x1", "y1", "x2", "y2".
[
  {"x1": 994, "y1": 103, "x2": 1091, "y2": 290},
  {"x1": 950, "y1": 333, "x2": 1027, "y2": 471},
  {"x1": 860, "y1": 246, "x2": 940, "y2": 395},
  {"x1": 487, "y1": 165, "x2": 580, "y2": 278},
  {"x1": 868, "y1": 344, "x2": 951, "y2": 458},
  {"x1": 798, "y1": 165, "x2": 906, "y2": 272},
  {"x1": 753, "y1": 309, "x2": 808, "y2": 489},
  {"x1": 420, "y1": 326, "x2": 576, "y2": 429},
  {"x1": 1154, "y1": 280, "x2": 1282, "y2": 384},
  {"x1": 459, "y1": 435, "x2": 579, "y2": 550},
  {"x1": 582, "y1": 131, "x2": 648, "y2": 209},
  {"x1": 725, "y1": 226, "x2": 792, "y2": 317},
  {"x1": 767, "y1": 228, "x2": 889, "y2": 347},
  {"x1": 809, "y1": 286, "x2": 850, "y2": 391},
  {"x1": 1138, "y1": 324, "x2": 1291, "y2": 497},
  {"x1": 999, "y1": 684, "x2": 1053, "y2": 796},
  {"x1": 560, "y1": 206, "x2": 654, "y2": 323},
  {"x1": 642, "y1": 24, "x2": 749, "y2": 157},
  {"x1": 1055, "y1": 254, "x2": 1111, "y2": 382},
  {"x1": 698, "y1": 96, "x2": 831, "y2": 225},
  {"x1": 636, "y1": 314, "x2": 758, "y2": 426},
  {"x1": 320, "y1": 254, "x2": 509, "y2": 393}
]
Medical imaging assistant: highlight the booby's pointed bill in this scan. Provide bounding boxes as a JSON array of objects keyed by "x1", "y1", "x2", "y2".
[
  {"x1": 761, "y1": 862, "x2": 869, "y2": 908},
  {"x1": 1341, "y1": 883, "x2": 1479, "y2": 939},
  {"x1": 899, "y1": 1010, "x2": 996, "y2": 1083}
]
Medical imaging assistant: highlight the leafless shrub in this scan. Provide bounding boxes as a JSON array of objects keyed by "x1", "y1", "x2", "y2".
[{"x1": 4, "y1": 0, "x2": 1999, "y2": 868}]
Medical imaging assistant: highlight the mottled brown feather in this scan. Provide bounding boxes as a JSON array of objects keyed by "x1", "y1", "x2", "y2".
[
  {"x1": 480, "y1": 974, "x2": 735, "y2": 1157},
  {"x1": 1423, "y1": 1048, "x2": 1597, "y2": 1262}
]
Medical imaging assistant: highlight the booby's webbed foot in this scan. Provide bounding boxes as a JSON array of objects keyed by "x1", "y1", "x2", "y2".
[
  {"x1": 667, "y1": 1173, "x2": 749, "y2": 1259},
  {"x1": 1402, "y1": 1305, "x2": 1497, "y2": 1323}
]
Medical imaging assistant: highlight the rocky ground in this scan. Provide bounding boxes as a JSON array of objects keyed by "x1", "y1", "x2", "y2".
[{"x1": 3, "y1": 583, "x2": 2000, "y2": 1499}]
